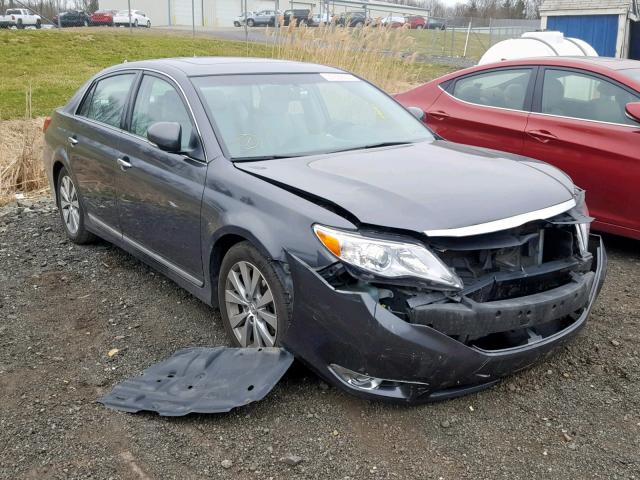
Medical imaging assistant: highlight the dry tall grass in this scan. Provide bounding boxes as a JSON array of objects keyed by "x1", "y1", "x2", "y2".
[
  {"x1": 0, "y1": 89, "x2": 47, "y2": 205},
  {"x1": 267, "y1": 23, "x2": 420, "y2": 93}
]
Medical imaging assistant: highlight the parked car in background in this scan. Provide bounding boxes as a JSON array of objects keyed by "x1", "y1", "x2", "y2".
[
  {"x1": 113, "y1": 10, "x2": 151, "y2": 28},
  {"x1": 245, "y1": 10, "x2": 279, "y2": 26},
  {"x1": 0, "y1": 8, "x2": 41, "y2": 29},
  {"x1": 53, "y1": 10, "x2": 91, "y2": 27},
  {"x1": 404, "y1": 15, "x2": 426, "y2": 29},
  {"x1": 396, "y1": 57, "x2": 640, "y2": 240},
  {"x1": 380, "y1": 15, "x2": 405, "y2": 28},
  {"x1": 233, "y1": 11, "x2": 255, "y2": 26},
  {"x1": 42, "y1": 57, "x2": 605, "y2": 403},
  {"x1": 90, "y1": 9, "x2": 118, "y2": 26},
  {"x1": 310, "y1": 11, "x2": 331, "y2": 26},
  {"x1": 334, "y1": 11, "x2": 367, "y2": 27},
  {"x1": 281, "y1": 9, "x2": 311, "y2": 25},
  {"x1": 426, "y1": 17, "x2": 446, "y2": 29}
]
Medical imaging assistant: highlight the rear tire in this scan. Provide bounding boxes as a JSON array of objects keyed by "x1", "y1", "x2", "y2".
[
  {"x1": 83, "y1": 20, "x2": 88, "y2": 27},
  {"x1": 35, "y1": 20, "x2": 41, "y2": 29},
  {"x1": 17, "y1": 19, "x2": 24, "y2": 29},
  {"x1": 134, "y1": 19, "x2": 138, "y2": 27},
  {"x1": 55, "y1": 167, "x2": 96, "y2": 245},
  {"x1": 218, "y1": 242, "x2": 291, "y2": 348},
  {"x1": 147, "y1": 20, "x2": 151, "y2": 28},
  {"x1": 415, "y1": 24, "x2": 423, "y2": 29}
]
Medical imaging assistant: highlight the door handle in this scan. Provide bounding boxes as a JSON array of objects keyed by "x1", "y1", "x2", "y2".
[
  {"x1": 67, "y1": 136, "x2": 78, "y2": 147},
  {"x1": 527, "y1": 130, "x2": 558, "y2": 143},
  {"x1": 117, "y1": 157, "x2": 132, "y2": 171},
  {"x1": 428, "y1": 110, "x2": 450, "y2": 121}
]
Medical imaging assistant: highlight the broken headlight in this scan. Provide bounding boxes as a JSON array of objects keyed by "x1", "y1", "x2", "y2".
[
  {"x1": 313, "y1": 224, "x2": 463, "y2": 290},
  {"x1": 573, "y1": 188, "x2": 591, "y2": 255}
]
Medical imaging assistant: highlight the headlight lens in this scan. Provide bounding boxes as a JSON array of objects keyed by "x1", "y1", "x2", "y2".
[{"x1": 313, "y1": 225, "x2": 463, "y2": 290}]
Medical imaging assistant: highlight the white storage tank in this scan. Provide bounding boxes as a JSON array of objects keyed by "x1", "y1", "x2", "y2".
[{"x1": 479, "y1": 31, "x2": 598, "y2": 65}]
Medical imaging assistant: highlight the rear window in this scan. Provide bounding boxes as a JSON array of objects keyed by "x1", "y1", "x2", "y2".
[{"x1": 6, "y1": 9, "x2": 21, "y2": 15}]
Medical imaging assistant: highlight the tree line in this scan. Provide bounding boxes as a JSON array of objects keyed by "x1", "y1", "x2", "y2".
[
  {"x1": 372, "y1": 0, "x2": 542, "y2": 19},
  {"x1": 0, "y1": 0, "x2": 99, "y2": 17}
]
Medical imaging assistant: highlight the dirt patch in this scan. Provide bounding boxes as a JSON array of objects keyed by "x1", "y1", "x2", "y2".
[{"x1": 1, "y1": 197, "x2": 639, "y2": 479}]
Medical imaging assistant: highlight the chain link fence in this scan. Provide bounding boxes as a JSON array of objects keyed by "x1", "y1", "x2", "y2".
[{"x1": 411, "y1": 16, "x2": 541, "y2": 67}]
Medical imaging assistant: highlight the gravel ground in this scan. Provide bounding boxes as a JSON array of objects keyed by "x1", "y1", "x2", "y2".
[{"x1": 1, "y1": 197, "x2": 639, "y2": 480}]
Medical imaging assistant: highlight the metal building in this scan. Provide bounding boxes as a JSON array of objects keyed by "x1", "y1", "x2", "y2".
[
  {"x1": 539, "y1": 0, "x2": 639, "y2": 58},
  {"x1": 99, "y1": 0, "x2": 428, "y2": 28}
]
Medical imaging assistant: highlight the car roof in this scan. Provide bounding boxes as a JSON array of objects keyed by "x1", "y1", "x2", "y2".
[
  {"x1": 107, "y1": 57, "x2": 343, "y2": 77},
  {"x1": 473, "y1": 56, "x2": 639, "y2": 71}
]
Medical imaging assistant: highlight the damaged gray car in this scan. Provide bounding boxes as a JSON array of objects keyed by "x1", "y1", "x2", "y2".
[{"x1": 43, "y1": 58, "x2": 606, "y2": 405}]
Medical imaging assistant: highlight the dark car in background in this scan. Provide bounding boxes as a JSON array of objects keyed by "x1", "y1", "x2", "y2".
[
  {"x1": 90, "y1": 9, "x2": 118, "y2": 26},
  {"x1": 396, "y1": 57, "x2": 640, "y2": 240},
  {"x1": 281, "y1": 9, "x2": 311, "y2": 25},
  {"x1": 42, "y1": 57, "x2": 605, "y2": 403},
  {"x1": 426, "y1": 17, "x2": 446, "y2": 29},
  {"x1": 54, "y1": 10, "x2": 91, "y2": 27},
  {"x1": 334, "y1": 11, "x2": 367, "y2": 27}
]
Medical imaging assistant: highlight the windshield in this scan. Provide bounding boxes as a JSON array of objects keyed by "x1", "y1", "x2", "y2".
[
  {"x1": 621, "y1": 68, "x2": 640, "y2": 83},
  {"x1": 192, "y1": 73, "x2": 433, "y2": 160}
]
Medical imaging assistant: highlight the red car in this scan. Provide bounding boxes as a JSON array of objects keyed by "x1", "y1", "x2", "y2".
[
  {"x1": 396, "y1": 57, "x2": 640, "y2": 240},
  {"x1": 90, "y1": 9, "x2": 117, "y2": 26},
  {"x1": 405, "y1": 16, "x2": 426, "y2": 29}
]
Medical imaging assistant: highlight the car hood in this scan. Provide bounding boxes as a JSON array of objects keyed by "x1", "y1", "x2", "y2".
[{"x1": 235, "y1": 140, "x2": 576, "y2": 235}]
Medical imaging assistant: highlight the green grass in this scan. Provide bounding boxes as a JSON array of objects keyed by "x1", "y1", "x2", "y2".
[
  {"x1": 0, "y1": 28, "x2": 454, "y2": 120},
  {"x1": 405, "y1": 28, "x2": 490, "y2": 60}
]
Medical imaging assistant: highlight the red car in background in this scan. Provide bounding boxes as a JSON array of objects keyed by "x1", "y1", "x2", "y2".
[
  {"x1": 405, "y1": 16, "x2": 426, "y2": 29},
  {"x1": 90, "y1": 9, "x2": 117, "y2": 26},
  {"x1": 396, "y1": 57, "x2": 640, "y2": 240}
]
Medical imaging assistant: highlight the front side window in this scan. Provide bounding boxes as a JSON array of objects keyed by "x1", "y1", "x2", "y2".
[
  {"x1": 541, "y1": 69, "x2": 640, "y2": 125},
  {"x1": 78, "y1": 73, "x2": 135, "y2": 128},
  {"x1": 192, "y1": 73, "x2": 432, "y2": 160},
  {"x1": 452, "y1": 69, "x2": 532, "y2": 110},
  {"x1": 130, "y1": 75, "x2": 194, "y2": 152}
]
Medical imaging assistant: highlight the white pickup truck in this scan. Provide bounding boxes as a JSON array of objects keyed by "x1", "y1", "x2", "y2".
[{"x1": 0, "y1": 8, "x2": 42, "y2": 29}]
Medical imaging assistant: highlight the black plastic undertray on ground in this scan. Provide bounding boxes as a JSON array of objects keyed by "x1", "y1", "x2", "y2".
[{"x1": 99, "y1": 347, "x2": 294, "y2": 416}]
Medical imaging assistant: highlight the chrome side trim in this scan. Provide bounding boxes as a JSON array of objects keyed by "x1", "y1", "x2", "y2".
[
  {"x1": 528, "y1": 110, "x2": 640, "y2": 129},
  {"x1": 88, "y1": 213, "x2": 204, "y2": 287},
  {"x1": 424, "y1": 198, "x2": 576, "y2": 237}
]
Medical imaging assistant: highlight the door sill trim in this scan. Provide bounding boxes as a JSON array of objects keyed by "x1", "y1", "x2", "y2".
[{"x1": 88, "y1": 213, "x2": 204, "y2": 288}]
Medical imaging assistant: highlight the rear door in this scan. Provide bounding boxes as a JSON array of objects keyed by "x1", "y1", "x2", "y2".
[
  {"x1": 70, "y1": 72, "x2": 137, "y2": 232},
  {"x1": 426, "y1": 67, "x2": 535, "y2": 155},
  {"x1": 524, "y1": 67, "x2": 640, "y2": 236},
  {"x1": 116, "y1": 72, "x2": 207, "y2": 285}
]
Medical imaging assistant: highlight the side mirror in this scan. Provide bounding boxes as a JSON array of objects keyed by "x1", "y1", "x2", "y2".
[
  {"x1": 625, "y1": 102, "x2": 640, "y2": 123},
  {"x1": 407, "y1": 106, "x2": 425, "y2": 121},
  {"x1": 147, "y1": 122, "x2": 182, "y2": 153}
]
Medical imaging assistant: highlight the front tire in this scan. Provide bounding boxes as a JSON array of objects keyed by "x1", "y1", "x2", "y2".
[
  {"x1": 146, "y1": 20, "x2": 151, "y2": 28},
  {"x1": 17, "y1": 19, "x2": 24, "y2": 29},
  {"x1": 218, "y1": 242, "x2": 291, "y2": 348},
  {"x1": 35, "y1": 20, "x2": 41, "y2": 29},
  {"x1": 247, "y1": 18, "x2": 255, "y2": 27},
  {"x1": 56, "y1": 167, "x2": 95, "y2": 245},
  {"x1": 134, "y1": 19, "x2": 138, "y2": 27}
]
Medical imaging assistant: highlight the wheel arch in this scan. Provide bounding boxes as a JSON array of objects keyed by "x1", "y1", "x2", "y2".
[{"x1": 207, "y1": 227, "x2": 278, "y2": 308}]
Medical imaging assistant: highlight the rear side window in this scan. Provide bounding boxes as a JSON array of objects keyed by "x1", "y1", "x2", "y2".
[
  {"x1": 452, "y1": 69, "x2": 532, "y2": 111},
  {"x1": 130, "y1": 75, "x2": 194, "y2": 151},
  {"x1": 78, "y1": 73, "x2": 135, "y2": 128},
  {"x1": 541, "y1": 69, "x2": 640, "y2": 126}
]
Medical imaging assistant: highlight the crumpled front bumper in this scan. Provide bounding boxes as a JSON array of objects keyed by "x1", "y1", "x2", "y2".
[{"x1": 282, "y1": 235, "x2": 607, "y2": 403}]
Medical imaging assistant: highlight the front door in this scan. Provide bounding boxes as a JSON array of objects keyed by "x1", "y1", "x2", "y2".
[
  {"x1": 117, "y1": 73, "x2": 207, "y2": 285},
  {"x1": 523, "y1": 67, "x2": 640, "y2": 237},
  {"x1": 427, "y1": 67, "x2": 535, "y2": 156}
]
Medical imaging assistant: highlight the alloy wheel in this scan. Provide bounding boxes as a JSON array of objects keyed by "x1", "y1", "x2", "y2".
[
  {"x1": 59, "y1": 175, "x2": 80, "y2": 235},
  {"x1": 224, "y1": 261, "x2": 278, "y2": 347}
]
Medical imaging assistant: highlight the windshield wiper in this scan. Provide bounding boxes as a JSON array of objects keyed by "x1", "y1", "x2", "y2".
[
  {"x1": 232, "y1": 154, "x2": 300, "y2": 162},
  {"x1": 328, "y1": 141, "x2": 413, "y2": 154}
]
